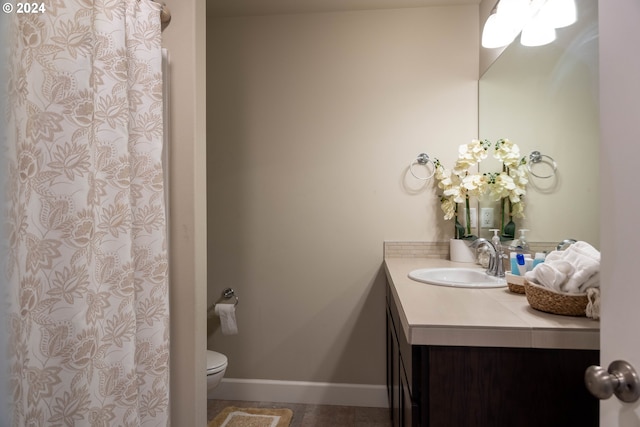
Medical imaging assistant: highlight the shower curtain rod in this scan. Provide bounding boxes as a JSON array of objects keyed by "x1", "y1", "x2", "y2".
[{"x1": 154, "y1": 1, "x2": 171, "y2": 31}]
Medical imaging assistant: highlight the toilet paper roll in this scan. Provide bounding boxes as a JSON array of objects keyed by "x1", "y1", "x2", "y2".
[{"x1": 214, "y1": 303, "x2": 238, "y2": 335}]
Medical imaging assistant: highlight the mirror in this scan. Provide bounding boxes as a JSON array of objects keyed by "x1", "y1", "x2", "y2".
[{"x1": 478, "y1": 0, "x2": 599, "y2": 248}]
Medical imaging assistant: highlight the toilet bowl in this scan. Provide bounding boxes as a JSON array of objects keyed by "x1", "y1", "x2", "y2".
[{"x1": 206, "y1": 350, "x2": 228, "y2": 398}]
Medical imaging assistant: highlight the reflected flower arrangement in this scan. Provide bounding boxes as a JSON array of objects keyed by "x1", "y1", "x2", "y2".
[{"x1": 435, "y1": 138, "x2": 528, "y2": 239}]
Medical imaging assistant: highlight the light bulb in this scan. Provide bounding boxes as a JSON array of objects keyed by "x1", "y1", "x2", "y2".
[
  {"x1": 498, "y1": 0, "x2": 533, "y2": 29},
  {"x1": 540, "y1": 0, "x2": 577, "y2": 29},
  {"x1": 482, "y1": 12, "x2": 518, "y2": 48},
  {"x1": 481, "y1": 4, "x2": 523, "y2": 49},
  {"x1": 520, "y1": 17, "x2": 556, "y2": 46}
]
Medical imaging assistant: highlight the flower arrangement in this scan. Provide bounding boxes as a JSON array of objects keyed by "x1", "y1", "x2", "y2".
[{"x1": 434, "y1": 138, "x2": 528, "y2": 239}]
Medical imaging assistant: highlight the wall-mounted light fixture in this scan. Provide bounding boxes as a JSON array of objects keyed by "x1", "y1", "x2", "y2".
[{"x1": 482, "y1": 0, "x2": 576, "y2": 48}]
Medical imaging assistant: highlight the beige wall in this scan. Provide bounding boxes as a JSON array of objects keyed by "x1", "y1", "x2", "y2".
[
  {"x1": 162, "y1": 0, "x2": 208, "y2": 425},
  {"x1": 206, "y1": 6, "x2": 478, "y2": 384}
]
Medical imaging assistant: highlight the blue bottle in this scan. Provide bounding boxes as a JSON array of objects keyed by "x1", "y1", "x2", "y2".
[
  {"x1": 510, "y1": 252, "x2": 520, "y2": 275},
  {"x1": 516, "y1": 253, "x2": 527, "y2": 275}
]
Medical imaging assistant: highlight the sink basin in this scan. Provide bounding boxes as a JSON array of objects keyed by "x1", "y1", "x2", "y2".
[{"x1": 408, "y1": 268, "x2": 506, "y2": 288}]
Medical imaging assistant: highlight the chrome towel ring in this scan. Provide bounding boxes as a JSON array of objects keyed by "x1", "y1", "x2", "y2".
[
  {"x1": 410, "y1": 153, "x2": 436, "y2": 181},
  {"x1": 527, "y1": 150, "x2": 557, "y2": 179}
]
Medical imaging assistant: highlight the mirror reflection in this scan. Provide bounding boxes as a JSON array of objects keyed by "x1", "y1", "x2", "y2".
[{"x1": 478, "y1": 0, "x2": 599, "y2": 247}]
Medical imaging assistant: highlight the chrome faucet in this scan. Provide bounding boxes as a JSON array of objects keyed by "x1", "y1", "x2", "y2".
[
  {"x1": 556, "y1": 238, "x2": 577, "y2": 251},
  {"x1": 471, "y1": 238, "x2": 505, "y2": 278}
]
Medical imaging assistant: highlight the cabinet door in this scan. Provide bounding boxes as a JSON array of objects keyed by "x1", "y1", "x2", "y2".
[
  {"x1": 387, "y1": 308, "x2": 401, "y2": 427},
  {"x1": 400, "y1": 361, "x2": 414, "y2": 427},
  {"x1": 426, "y1": 346, "x2": 598, "y2": 426}
]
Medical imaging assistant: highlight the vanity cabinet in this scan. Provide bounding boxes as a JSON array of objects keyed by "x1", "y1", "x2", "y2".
[
  {"x1": 386, "y1": 284, "x2": 599, "y2": 427},
  {"x1": 387, "y1": 301, "x2": 419, "y2": 426}
]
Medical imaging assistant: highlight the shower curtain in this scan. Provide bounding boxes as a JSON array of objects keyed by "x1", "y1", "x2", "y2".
[{"x1": 4, "y1": 1, "x2": 169, "y2": 425}]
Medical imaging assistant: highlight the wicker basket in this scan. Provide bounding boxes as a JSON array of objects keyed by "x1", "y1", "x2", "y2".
[
  {"x1": 505, "y1": 273, "x2": 525, "y2": 294},
  {"x1": 524, "y1": 280, "x2": 588, "y2": 316}
]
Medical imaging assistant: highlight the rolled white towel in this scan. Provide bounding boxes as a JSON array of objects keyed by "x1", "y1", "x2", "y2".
[
  {"x1": 524, "y1": 241, "x2": 600, "y2": 293},
  {"x1": 561, "y1": 242, "x2": 600, "y2": 293},
  {"x1": 524, "y1": 260, "x2": 574, "y2": 292},
  {"x1": 579, "y1": 272, "x2": 600, "y2": 292}
]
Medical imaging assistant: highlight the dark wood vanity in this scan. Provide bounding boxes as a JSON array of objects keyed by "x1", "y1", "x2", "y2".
[{"x1": 385, "y1": 258, "x2": 600, "y2": 427}]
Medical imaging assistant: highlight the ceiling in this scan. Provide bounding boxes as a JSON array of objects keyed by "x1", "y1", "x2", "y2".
[{"x1": 207, "y1": 0, "x2": 481, "y2": 17}]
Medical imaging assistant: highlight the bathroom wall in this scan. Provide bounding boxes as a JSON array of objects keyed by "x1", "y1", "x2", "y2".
[
  {"x1": 162, "y1": 0, "x2": 208, "y2": 424},
  {"x1": 206, "y1": 6, "x2": 478, "y2": 386}
]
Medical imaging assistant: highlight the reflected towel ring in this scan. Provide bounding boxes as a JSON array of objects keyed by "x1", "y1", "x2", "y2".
[
  {"x1": 527, "y1": 151, "x2": 557, "y2": 179},
  {"x1": 410, "y1": 153, "x2": 436, "y2": 181}
]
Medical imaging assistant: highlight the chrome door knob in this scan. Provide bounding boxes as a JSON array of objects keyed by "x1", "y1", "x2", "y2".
[{"x1": 585, "y1": 360, "x2": 640, "y2": 403}]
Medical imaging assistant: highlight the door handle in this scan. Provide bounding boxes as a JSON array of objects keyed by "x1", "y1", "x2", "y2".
[{"x1": 585, "y1": 360, "x2": 640, "y2": 403}]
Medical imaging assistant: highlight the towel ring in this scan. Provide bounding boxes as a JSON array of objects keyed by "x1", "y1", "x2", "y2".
[
  {"x1": 527, "y1": 151, "x2": 557, "y2": 179},
  {"x1": 409, "y1": 153, "x2": 435, "y2": 181}
]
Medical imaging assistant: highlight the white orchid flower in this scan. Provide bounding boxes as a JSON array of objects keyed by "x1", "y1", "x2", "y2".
[
  {"x1": 510, "y1": 165, "x2": 529, "y2": 187},
  {"x1": 511, "y1": 201, "x2": 525, "y2": 218},
  {"x1": 462, "y1": 174, "x2": 488, "y2": 198},
  {"x1": 443, "y1": 186, "x2": 466, "y2": 204},
  {"x1": 441, "y1": 197, "x2": 456, "y2": 220},
  {"x1": 494, "y1": 138, "x2": 522, "y2": 168},
  {"x1": 433, "y1": 138, "x2": 528, "y2": 225},
  {"x1": 468, "y1": 139, "x2": 489, "y2": 162}
]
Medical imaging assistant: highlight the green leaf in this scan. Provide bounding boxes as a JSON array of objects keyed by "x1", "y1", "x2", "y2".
[{"x1": 455, "y1": 218, "x2": 465, "y2": 239}]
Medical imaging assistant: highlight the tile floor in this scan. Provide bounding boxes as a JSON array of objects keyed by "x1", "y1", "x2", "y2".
[{"x1": 207, "y1": 399, "x2": 391, "y2": 427}]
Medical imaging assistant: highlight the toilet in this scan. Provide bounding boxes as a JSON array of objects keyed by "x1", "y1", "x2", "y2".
[{"x1": 206, "y1": 350, "x2": 228, "y2": 398}]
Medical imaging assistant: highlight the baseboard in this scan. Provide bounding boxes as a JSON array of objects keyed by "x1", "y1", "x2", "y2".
[{"x1": 209, "y1": 378, "x2": 389, "y2": 408}]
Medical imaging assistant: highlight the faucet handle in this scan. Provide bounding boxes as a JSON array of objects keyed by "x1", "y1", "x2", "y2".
[{"x1": 495, "y1": 259, "x2": 506, "y2": 277}]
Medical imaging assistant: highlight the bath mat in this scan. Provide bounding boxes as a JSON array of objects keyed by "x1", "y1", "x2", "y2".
[{"x1": 208, "y1": 406, "x2": 293, "y2": 427}]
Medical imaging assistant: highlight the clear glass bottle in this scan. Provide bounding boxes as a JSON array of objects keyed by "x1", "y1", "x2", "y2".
[{"x1": 515, "y1": 229, "x2": 530, "y2": 251}]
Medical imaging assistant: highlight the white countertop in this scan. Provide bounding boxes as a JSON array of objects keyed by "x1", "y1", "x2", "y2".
[{"x1": 385, "y1": 257, "x2": 600, "y2": 350}]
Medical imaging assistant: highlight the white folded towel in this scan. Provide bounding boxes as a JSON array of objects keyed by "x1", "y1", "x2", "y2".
[{"x1": 524, "y1": 241, "x2": 600, "y2": 293}]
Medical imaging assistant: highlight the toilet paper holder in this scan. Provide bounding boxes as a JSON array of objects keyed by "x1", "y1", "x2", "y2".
[
  {"x1": 219, "y1": 288, "x2": 239, "y2": 306},
  {"x1": 208, "y1": 288, "x2": 239, "y2": 317}
]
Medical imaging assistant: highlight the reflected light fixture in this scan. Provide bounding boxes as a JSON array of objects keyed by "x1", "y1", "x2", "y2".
[
  {"x1": 481, "y1": 0, "x2": 576, "y2": 49},
  {"x1": 539, "y1": 0, "x2": 577, "y2": 28},
  {"x1": 482, "y1": 0, "x2": 529, "y2": 48},
  {"x1": 521, "y1": 15, "x2": 556, "y2": 46},
  {"x1": 482, "y1": 11, "x2": 517, "y2": 48}
]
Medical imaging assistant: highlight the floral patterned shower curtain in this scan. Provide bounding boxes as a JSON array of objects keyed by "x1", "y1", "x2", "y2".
[{"x1": 4, "y1": 1, "x2": 169, "y2": 425}]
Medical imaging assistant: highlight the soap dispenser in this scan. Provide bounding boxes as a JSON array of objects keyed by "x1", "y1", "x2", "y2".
[
  {"x1": 515, "y1": 229, "x2": 530, "y2": 251},
  {"x1": 490, "y1": 229, "x2": 501, "y2": 249}
]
